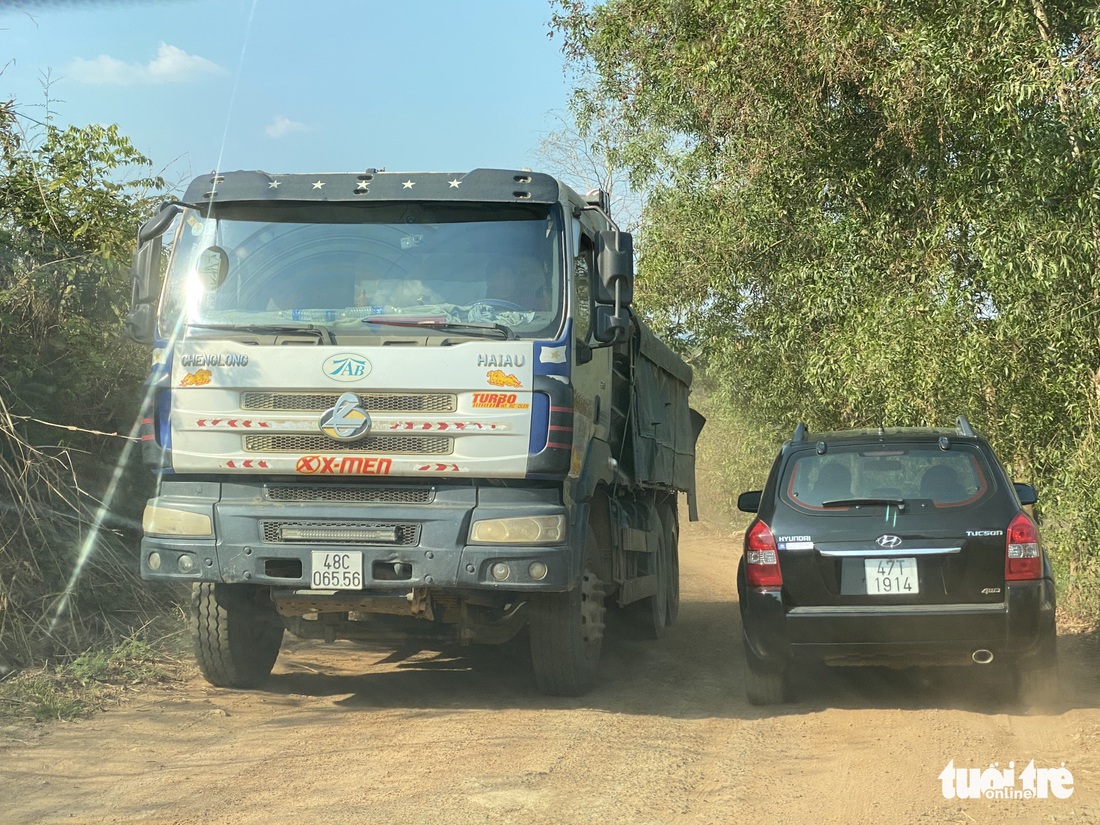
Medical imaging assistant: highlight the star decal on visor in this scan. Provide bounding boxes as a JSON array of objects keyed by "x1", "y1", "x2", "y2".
[
  {"x1": 402, "y1": 180, "x2": 416, "y2": 189},
  {"x1": 312, "y1": 180, "x2": 326, "y2": 190}
]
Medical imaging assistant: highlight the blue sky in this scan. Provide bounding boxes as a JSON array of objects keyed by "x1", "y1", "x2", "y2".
[{"x1": 1, "y1": 0, "x2": 579, "y2": 192}]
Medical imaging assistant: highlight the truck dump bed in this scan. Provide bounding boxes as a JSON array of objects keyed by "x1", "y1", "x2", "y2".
[{"x1": 630, "y1": 313, "x2": 698, "y2": 494}]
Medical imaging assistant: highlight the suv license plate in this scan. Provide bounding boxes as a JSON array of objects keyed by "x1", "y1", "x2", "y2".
[
  {"x1": 865, "y1": 557, "x2": 918, "y2": 595},
  {"x1": 310, "y1": 551, "x2": 364, "y2": 590}
]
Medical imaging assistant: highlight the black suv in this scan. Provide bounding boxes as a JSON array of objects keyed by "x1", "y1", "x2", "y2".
[{"x1": 736, "y1": 417, "x2": 1057, "y2": 705}]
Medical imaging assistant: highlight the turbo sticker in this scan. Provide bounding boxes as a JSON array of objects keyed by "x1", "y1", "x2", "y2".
[
  {"x1": 295, "y1": 455, "x2": 393, "y2": 475},
  {"x1": 471, "y1": 392, "x2": 529, "y2": 410}
]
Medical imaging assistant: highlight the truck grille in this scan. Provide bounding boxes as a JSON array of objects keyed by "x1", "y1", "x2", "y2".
[
  {"x1": 265, "y1": 486, "x2": 434, "y2": 504},
  {"x1": 262, "y1": 520, "x2": 420, "y2": 545},
  {"x1": 242, "y1": 392, "x2": 456, "y2": 413},
  {"x1": 245, "y1": 434, "x2": 452, "y2": 454}
]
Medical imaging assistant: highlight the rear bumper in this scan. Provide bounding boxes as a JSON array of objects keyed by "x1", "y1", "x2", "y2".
[{"x1": 741, "y1": 578, "x2": 1056, "y2": 667}]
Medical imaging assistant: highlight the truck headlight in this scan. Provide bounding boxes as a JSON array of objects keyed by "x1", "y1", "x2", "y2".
[
  {"x1": 469, "y1": 514, "x2": 566, "y2": 545},
  {"x1": 142, "y1": 504, "x2": 213, "y2": 537}
]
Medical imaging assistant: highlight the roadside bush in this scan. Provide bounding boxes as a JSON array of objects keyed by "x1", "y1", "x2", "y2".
[{"x1": 0, "y1": 103, "x2": 174, "y2": 675}]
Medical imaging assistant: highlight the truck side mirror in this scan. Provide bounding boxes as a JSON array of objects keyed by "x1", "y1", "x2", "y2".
[
  {"x1": 594, "y1": 230, "x2": 634, "y2": 306},
  {"x1": 590, "y1": 230, "x2": 634, "y2": 346},
  {"x1": 125, "y1": 303, "x2": 156, "y2": 344},
  {"x1": 126, "y1": 202, "x2": 180, "y2": 344},
  {"x1": 130, "y1": 234, "x2": 163, "y2": 305}
]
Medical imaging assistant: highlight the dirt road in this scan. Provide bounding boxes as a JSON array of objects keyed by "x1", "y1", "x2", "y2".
[{"x1": 2, "y1": 518, "x2": 1098, "y2": 824}]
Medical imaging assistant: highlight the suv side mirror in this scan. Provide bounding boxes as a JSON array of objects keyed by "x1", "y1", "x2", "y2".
[
  {"x1": 1014, "y1": 482, "x2": 1037, "y2": 506},
  {"x1": 738, "y1": 490, "x2": 762, "y2": 513}
]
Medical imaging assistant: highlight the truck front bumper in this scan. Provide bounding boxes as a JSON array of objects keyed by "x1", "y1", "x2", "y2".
[{"x1": 140, "y1": 480, "x2": 575, "y2": 593}]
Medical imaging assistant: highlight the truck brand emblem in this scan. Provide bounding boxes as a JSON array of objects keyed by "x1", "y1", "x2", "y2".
[
  {"x1": 876, "y1": 534, "x2": 903, "y2": 549},
  {"x1": 478, "y1": 353, "x2": 526, "y2": 368},
  {"x1": 319, "y1": 392, "x2": 372, "y2": 441},
  {"x1": 322, "y1": 353, "x2": 371, "y2": 382}
]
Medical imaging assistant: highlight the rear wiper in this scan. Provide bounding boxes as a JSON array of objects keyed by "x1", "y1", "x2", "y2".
[
  {"x1": 823, "y1": 497, "x2": 907, "y2": 512},
  {"x1": 187, "y1": 322, "x2": 334, "y2": 343},
  {"x1": 361, "y1": 318, "x2": 515, "y2": 340}
]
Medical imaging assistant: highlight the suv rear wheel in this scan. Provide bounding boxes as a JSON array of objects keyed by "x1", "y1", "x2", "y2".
[
  {"x1": 743, "y1": 636, "x2": 786, "y2": 705},
  {"x1": 1016, "y1": 629, "x2": 1059, "y2": 707}
]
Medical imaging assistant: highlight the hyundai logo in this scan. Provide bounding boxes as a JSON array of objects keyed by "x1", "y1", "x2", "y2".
[
  {"x1": 876, "y1": 534, "x2": 903, "y2": 549},
  {"x1": 319, "y1": 392, "x2": 372, "y2": 441}
]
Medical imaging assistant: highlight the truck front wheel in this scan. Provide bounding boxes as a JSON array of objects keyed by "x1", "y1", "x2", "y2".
[
  {"x1": 191, "y1": 583, "x2": 284, "y2": 689},
  {"x1": 528, "y1": 532, "x2": 606, "y2": 696}
]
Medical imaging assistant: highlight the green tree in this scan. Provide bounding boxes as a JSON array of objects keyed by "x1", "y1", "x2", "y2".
[
  {"x1": 0, "y1": 102, "x2": 165, "y2": 432},
  {"x1": 554, "y1": 0, "x2": 1100, "y2": 616}
]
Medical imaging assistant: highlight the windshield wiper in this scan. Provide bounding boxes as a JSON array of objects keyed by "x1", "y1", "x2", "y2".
[
  {"x1": 822, "y1": 497, "x2": 907, "y2": 512},
  {"x1": 361, "y1": 318, "x2": 516, "y2": 340},
  {"x1": 187, "y1": 322, "x2": 334, "y2": 343}
]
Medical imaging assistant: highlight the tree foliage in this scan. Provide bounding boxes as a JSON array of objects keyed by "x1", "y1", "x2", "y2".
[
  {"x1": 0, "y1": 102, "x2": 164, "y2": 431},
  {"x1": 554, "y1": 0, "x2": 1100, "y2": 617}
]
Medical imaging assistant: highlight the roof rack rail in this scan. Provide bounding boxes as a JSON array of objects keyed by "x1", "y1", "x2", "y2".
[
  {"x1": 792, "y1": 423, "x2": 807, "y2": 443},
  {"x1": 955, "y1": 415, "x2": 975, "y2": 437}
]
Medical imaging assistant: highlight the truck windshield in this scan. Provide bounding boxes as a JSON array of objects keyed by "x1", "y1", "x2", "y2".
[{"x1": 157, "y1": 202, "x2": 565, "y2": 339}]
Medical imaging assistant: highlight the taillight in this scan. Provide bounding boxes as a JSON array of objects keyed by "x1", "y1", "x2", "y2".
[
  {"x1": 1005, "y1": 512, "x2": 1042, "y2": 581},
  {"x1": 744, "y1": 520, "x2": 783, "y2": 587}
]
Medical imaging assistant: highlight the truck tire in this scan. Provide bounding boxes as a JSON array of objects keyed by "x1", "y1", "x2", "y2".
[
  {"x1": 629, "y1": 509, "x2": 672, "y2": 640},
  {"x1": 191, "y1": 582, "x2": 284, "y2": 689},
  {"x1": 663, "y1": 507, "x2": 680, "y2": 626},
  {"x1": 528, "y1": 532, "x2": 606, "y2": 696}
]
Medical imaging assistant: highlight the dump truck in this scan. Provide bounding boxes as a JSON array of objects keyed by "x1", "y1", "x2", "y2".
[{"x1": 126, "y1": 168, "x2": 703, "y2": 695}]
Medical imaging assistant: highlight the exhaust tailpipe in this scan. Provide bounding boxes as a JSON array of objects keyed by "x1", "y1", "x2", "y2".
[{"x1": 972, "y1": 649, "x2": 994, "y2": 665}]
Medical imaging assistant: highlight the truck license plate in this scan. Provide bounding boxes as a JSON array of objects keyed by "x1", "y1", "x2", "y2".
[
  {"x1": 864, "y1": 557, "x2": 918, "y2": 595},
  {"x1": 310, "y1": 551, "x2": 363, "y2": 589}
]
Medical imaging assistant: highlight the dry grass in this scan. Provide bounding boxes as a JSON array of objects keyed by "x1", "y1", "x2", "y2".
[
  {"x1": 0, "y1": 384, "x2": 176, "y2": 674},
  {"x1": 690, "y1": 381, "x2": 778, "y2": 536}
]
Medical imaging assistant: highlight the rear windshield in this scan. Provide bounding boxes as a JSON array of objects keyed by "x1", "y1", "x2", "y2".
[{"x1": 781, "y1": 443, "x2": 995, "y2": 512}]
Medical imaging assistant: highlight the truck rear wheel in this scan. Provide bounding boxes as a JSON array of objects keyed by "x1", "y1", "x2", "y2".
[
  {"x1": 631, "y1": 509, "x2": 675, "y2": 639},
  {"x1": 663, "y1": 507, "x2": 680, "y2": 626},
  {"x1": 528, "y1": 533, "x2": 606, "y2": 696},
  {"x1": 191, "y1": 583, "x2": 284, "y2": 689}
]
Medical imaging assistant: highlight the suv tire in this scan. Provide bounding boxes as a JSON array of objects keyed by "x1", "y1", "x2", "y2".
[
  {"x1": 1016, "y1": 630, "x2": 1059, "y2": 707},
  {"x1": 743, "y1": 636, "x2": 786, "y2": 705}
]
